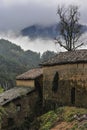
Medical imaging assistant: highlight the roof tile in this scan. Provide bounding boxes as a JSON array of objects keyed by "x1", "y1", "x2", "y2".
[
  {"x1": 41, "y1": 49, "x2": 87, "y2": 66},
  {"x1": 16, "y1": 68, "x2": 43, "y2": 80}
]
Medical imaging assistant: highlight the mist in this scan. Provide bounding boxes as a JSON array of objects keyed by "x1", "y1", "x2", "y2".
[
  {"x1": 0, "y1": 30, "x2": 87, "y2": 55},
  {"x1": 0, "y1": 31, "x2": 59, "y2": 54}
]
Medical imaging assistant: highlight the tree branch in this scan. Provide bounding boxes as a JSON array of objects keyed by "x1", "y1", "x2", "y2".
[
  {"x1": 55, "y1": 38, "x2": 68, "y2": 50},
  {"x1": 56, "y1": 5, "x2": 83, "y2": 51},
  {"x1": 74, "y1": 43, "x2": 84, "y2": 49}
]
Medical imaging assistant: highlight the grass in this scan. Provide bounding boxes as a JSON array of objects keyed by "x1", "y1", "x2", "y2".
[
  {"x1": 33, "y1": 106, "x2": 87, "y2": 130},
  {"x1": 62, "y1": 106, "x2": 87, "y2": 122},
  {"x1": 0, "y1": 86, "x2": 4, "y2": 93},
  {"x1": 70, "y1": 122, "x2": 87, "y2": 130},
  {"x1": 39, "y1": 111, "x2": 58, "y2": 130}
]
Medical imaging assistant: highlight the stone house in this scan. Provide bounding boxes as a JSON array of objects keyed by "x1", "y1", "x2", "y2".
[
  {"x1": 41, "y1": 50, "x2": 87, "y2": 108},
  {"x1": 0, "y1": 68, "x2": 43, "y2": 130},
  {"x1": 16, "y1": 68, "x2": 43, "y2": 88},
  {"x1": 16, "y1": 68, "x2": 43, "y2": 100},
  {"x1": 1, "y1": 49, "x2": 87, "y2": 129}
]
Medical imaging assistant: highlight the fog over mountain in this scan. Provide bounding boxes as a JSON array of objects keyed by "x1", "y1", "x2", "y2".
[
  {"x1": 21, "y1": 24, "x2": 87, "y2": 39},
  {"x1": 0, "y1": 23, "x2": 87, "y2": 54},
  {"x1": 0, "y1": 0, "x2": 87, "y2": 53},
  {"x1": 0, "y1": 30, "x2": 58, "y2": 54}
]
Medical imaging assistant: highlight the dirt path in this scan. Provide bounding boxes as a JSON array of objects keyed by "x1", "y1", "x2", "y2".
[{"x1": 51, "y1": 122, "x2": 74, "y2": 130}]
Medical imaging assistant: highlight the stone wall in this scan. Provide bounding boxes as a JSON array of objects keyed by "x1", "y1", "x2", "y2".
[
  {"x1": 43, "y1": 63, "x2": 87, "y2": 108},
  {"x1": 1, "y1": 90, "x2": 38, "y2": 130}
]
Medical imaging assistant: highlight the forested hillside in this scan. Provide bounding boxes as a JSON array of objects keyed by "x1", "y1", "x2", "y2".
[{"x1": 0, "y1": 39, "x2": 56, "y2": 90}]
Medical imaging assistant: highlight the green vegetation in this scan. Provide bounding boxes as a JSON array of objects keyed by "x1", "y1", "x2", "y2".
[
  {"x1": 0, "y1": 39, "x2": 56, "y2": 90},
  {"x1": 28, "y1": 106, "x2": 87, "y2": 130},
  {"x1": 0, "y1": 87, "x2": 4, "y2": 93},
  {"x1": 70, "y1": 122, "x2": 87, "y2": 130},
  {"x1": 41, "y1": 51, "x2": 56, "y2": 62},
  {"x1": 0, "y1": 107, "x2": 6, "y2": 129},
  {"x1": 62, "y1": 107, "x2": 87, "y2": 122},
  {"x1": 37, "y1": 111, "x2": 58, "y2": 130}
]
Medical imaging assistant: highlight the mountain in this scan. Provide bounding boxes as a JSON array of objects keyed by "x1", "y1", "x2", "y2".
[
  {"x1": 21, "y1": 23, "x2": 87, "y2": 39},
  {"x1": 21, "y1": 24, "x2": 60, "y2": 39},
  {"x1": 0, "y1": 39, "x2": 56, "y2": 90}
]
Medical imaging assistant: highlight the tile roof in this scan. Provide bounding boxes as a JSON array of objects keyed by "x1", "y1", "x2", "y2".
[
  {"x1": 16, "y1": 68, "x2": 43, "y2": 80},
  {"x1": 41, "y1": 49, "x2": 87, "y2": 66},
  {"x1": 0, "y1": 87, "x2": 35, "y2": 106}
]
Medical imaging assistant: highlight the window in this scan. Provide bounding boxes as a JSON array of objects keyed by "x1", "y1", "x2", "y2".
[
  {"x1": 52, "y1": 72, "x2": 59, "y2": 93},
  {"x1": 71, "y1": 87, "x2": 75, "y2": 105},
  {"x1": 16, "y1": 104, "x2": 21, "y2": 112}
]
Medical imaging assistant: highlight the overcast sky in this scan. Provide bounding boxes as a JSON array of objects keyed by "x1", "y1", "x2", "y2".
[
  {"x1": 0, "y1": 0, "x2": 87, "y2": 53},
  {"x1": 0, "y1": 0, "x2": 87, "y2": 31}
]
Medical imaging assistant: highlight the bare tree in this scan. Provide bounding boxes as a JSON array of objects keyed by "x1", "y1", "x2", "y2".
[{"x1": 55, "y1": 5, "x2": 84, "y2": 51}]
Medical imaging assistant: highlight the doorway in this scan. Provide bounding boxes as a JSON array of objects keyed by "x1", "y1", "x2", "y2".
[{"x1": 71, "y1": 87, "x2": 75, "y2": 105}]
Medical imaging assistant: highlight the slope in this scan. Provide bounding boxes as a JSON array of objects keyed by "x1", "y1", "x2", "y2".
[{"x1": 0, "y1": 39, "x2": 56, "y2": 90}]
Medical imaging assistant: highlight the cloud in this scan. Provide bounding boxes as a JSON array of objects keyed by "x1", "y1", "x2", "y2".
[
  {"x1": 0, "y1": 0, "x2": 87, "y2": 32},
  {"x1": 0, "y1": 0, "x2": 87, "y2": 54},
  {"x1": 0, "y1": 30, "x2": 87, "y2": 55},
  {"x1": 0, "y1": 0, "x2": 82, "y2": 7},
  {"x1": 0, "y1": 0, "x2": 58, "y2": 31},
  {"x1": 0, "y1": 31, "x2": 58, "y2": 54}
]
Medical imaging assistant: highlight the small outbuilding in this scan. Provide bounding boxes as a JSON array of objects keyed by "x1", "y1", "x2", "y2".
[
  {"x1": 16, "y1": 68, "x2": 43, "y2": 101},
  {"x1": 16, "y1": 68, "x2": 43, "y2": 89},
  {"x1": 0, "y1": 68, "x2": 43, "y2": 130},
  {"x1": 41, "y1": 49, "x2": 87, "y2": 108},
  {"x1": 0, "y1": 86, "x2": 38, "y2": 130}
]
